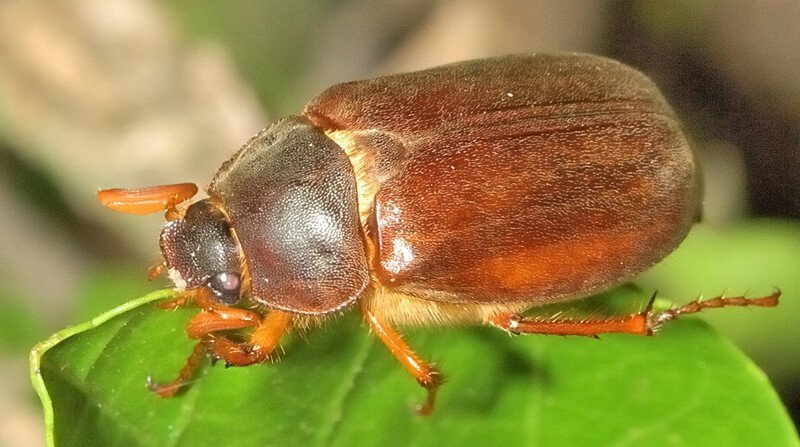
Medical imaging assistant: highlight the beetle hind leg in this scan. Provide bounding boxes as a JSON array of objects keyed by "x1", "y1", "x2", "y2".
[
  {"x1": 490, "y1": 290, "x2": 781, "y2": 336},
  {"x1": 650, "y1": 290, "x2": 780, "y2": 328}
]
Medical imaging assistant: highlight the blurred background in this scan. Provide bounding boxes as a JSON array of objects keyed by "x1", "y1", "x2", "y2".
[{"x1": 1, "y1": 1, "x2": 798, "y2": 445}]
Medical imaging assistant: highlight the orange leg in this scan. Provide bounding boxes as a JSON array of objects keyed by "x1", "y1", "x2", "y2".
[
  {"x1": 185, "y1": 307, "x2": 261, "y2": 339},
  {"x1": 97, "y1": 182, "x2": 198, "y2": 215},
  {"x1": 650, "y1": 291, "x2": 779, "y2": 326},
  {"x1": 158, "y1": 293, "x2": 195, "y2": 310},
  {"x1": 491, "y1": 291, "x2": 781, "y2": 336},
  {"x1": 364, "y1": 308, "x2": 442, "y2": 415},
  {"x1": 148, "y1": 302, "x2": 263, "y2": 397},
  {"x1": 147, "y1": 342, "x2": 206, "y2": 398},
  {"x1": 157, "y1": 285, "x2": 232, "y2": 311},
  {"x1": 202, "y1": 310, "x2": 294, "y2": 366},
  {"x1": 149, "y1": 286, "x2": 292, "y2": 396}
]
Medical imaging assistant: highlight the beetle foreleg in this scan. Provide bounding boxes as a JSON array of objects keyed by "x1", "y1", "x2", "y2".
[
  {"x1": 157, "y1": 291, "x2": 197, "y2": 310},
  {"x1": 185, "y1": 308, "x2": 261, "y2": 339},
  {"x1": 147, "y1": 342, "x2": 206, "y2": 398},
  {"x1": 202, "y1": 310, "x2": 293, "y2": 366},
  {"x1": 159, "y1": 285, "x2": 242, "y2": 312},
  {"x1": 490, "y1": 290, "x2": 781, "y2": 336},
  {"x1": 364, "y1": 308, "x2": 442, "y2": 415}
]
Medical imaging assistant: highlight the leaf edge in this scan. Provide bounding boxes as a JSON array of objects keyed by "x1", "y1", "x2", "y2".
[{"x1": 29, "y1": 288, "x2": 176, "y2": 447}]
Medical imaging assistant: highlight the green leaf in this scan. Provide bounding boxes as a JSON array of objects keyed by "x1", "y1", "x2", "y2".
[
  {"x1": 31, "y1": 288, "x2": 798, "y2": 447},
  {"x1": 639, "y1": 220, "x2": 800, "y2": 380}
]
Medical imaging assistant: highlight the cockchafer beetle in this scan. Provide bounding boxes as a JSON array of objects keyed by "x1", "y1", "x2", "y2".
[{"x1": 97, "y1": 53, "x2": 779, "y2": 414}]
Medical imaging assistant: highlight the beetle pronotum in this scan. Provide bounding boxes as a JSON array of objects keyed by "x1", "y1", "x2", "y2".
[{"x1": 98, "y1": 53, "x2": 778, "y2": 413}]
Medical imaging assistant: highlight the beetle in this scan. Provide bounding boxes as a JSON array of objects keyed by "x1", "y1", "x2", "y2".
[{"x1": 97, "y1": 53, "x2": 779, "y2": 413}]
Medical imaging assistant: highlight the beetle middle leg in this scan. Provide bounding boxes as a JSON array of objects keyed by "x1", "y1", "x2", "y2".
[
  {"x1": 363, "y1": 307, "x2": 442, "y2": 415},
  {"x1": 490, "y1": 290, "x2": 780, "y2": 336}
]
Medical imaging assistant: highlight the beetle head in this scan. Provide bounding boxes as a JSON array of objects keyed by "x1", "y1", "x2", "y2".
[{"x1": 159, "y1": 199, "x2": 243, "y2": 305}]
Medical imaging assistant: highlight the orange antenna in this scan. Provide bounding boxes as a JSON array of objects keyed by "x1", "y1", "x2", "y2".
[{"x1": 97, "y1": 183, "x2": 198, "y2": 215}]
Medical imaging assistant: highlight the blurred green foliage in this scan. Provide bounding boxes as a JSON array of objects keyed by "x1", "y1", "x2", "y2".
[{"x1": 166, "y1": 0, "x2": 336, "y2": 113}]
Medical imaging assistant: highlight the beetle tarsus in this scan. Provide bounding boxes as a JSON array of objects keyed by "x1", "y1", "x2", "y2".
[
  {"x1": 147, "y1": 342, "x2": 206, "y2": 398},
  {"x1": 647, "y1": 290, "x2": 781, "y2": 331},
  {"x1": 416, "y1": 388, "x2": 437, "y2": 416},
  {"x1": 157, "y1": 291, "x2": 197, "y2": 310},
  {"x1": 147, "y1": 375, "x2": 183, "y2": 398},
  {"x1": 415, "y1": 369, "x2": 444, "y2": 415}
]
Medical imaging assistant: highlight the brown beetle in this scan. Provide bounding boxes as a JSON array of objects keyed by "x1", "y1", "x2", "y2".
[{"x1": 98, "y1": 53, "x2": 778, "y2": 413}]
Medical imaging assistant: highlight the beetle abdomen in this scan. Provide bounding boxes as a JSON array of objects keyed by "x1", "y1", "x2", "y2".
[{"x1": 306, "y1": 54, "x2": 699, "y2": 305}]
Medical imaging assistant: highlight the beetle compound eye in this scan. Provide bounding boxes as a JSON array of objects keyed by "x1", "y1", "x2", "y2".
[{"x1": 208, "y1": 272, "x2": 242, "y2": 305}]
